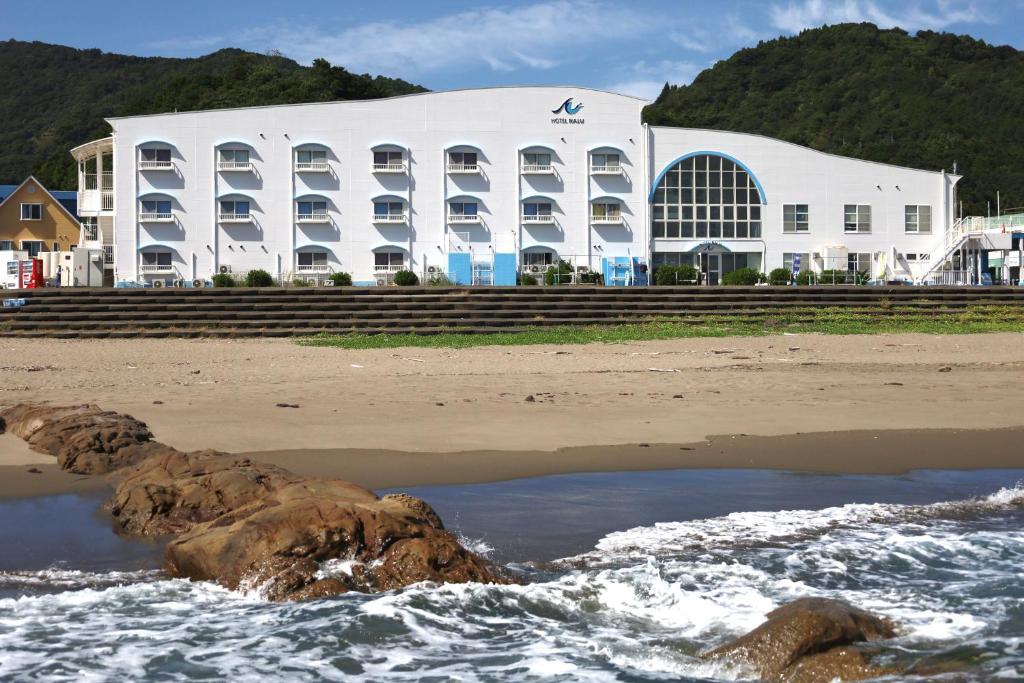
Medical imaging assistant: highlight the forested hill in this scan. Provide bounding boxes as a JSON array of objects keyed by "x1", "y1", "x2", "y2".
[
  {"x1": 644, "y1": 23, "x2": 1024, "y2": 214},
  {"x1": 0, "y1": 40, "x2": 425, "y2": 189}
]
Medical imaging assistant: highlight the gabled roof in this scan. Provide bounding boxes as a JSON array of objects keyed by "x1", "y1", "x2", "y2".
[{"x1": 0, "y1": 176, "x2": 80, "y2": 222}]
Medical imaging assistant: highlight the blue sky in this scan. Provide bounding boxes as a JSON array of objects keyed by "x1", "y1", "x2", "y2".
[{"x1": 5, "y1": 0, "x2": 1021, "y2": 100}]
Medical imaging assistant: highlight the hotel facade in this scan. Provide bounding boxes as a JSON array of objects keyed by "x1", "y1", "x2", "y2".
[{"x1": 71, "y1": 86, "x2": 976, "y2": 287}]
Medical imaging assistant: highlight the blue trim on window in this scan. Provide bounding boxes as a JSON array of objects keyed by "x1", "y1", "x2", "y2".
[{"x1": 649, "y1": 151, "x2": 767, "y2": 204}]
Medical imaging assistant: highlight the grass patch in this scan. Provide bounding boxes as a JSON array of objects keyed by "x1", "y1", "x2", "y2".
[{"x1": 297, "y1": 306, "x2": 1024, "y2": 350}]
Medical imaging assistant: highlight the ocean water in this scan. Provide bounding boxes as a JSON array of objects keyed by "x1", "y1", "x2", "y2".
[{"x1": 1, "y1": 469, "x2": 1022, "y2": 682}]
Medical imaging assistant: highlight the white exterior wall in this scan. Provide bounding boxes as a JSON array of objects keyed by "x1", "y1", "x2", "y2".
[
  {"x1": 648, "y1": 126, "x2": 959, "y2": 275},
  {"x1": 99, "y1": 86, "x2": 959, "y2": 284},
  {"x1": 108, "y1": 87, "x2": 648, "y2": 283}
]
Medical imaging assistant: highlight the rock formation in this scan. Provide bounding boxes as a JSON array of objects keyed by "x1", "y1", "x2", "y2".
[
  {"x1": 0, "y1": 402, "x2": 507, "y2": 600},
  {"x1": 704, "y1": 597, "x2": 899, "y2": 682}
]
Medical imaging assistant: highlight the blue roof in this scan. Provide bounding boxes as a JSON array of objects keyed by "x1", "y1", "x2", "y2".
[{"x1": 0, "y1": 184, "x2": 78, "y2": 219}]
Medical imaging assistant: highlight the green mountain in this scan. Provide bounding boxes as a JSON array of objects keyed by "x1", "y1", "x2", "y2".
[
  {"x1": 0, "y1": 40, "x2": 425, "y2": 189},
  {"x1": 644, "y1": 23, "x2": 1024, "y2": 215}
]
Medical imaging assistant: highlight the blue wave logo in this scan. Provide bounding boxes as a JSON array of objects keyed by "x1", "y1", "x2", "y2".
[{"x1": 552, "y1": 98, "x2": 584, "y2": 115}]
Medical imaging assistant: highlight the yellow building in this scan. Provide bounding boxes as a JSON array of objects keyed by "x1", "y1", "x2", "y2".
[{"x1": 0, "y1": 176, "x2": 81, "y2": 256}]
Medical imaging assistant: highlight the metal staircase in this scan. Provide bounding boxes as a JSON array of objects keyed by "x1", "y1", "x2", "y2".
[{"x1": 915, "y1": 218, "x2": 984, "y2": 285}]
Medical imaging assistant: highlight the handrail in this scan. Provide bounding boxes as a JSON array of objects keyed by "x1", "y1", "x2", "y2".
[
  {"x1": 295, "y1": 162, "x2": 329, "y2": 172},
  {"x1": 372, "y1": 162, "x2": 406, "y2": 173},
  {"x1": 373, "y1": 213, "x2": 408, "y2": 223},
  {"x1": 522, "y1": 164, "x2": 554, "y2": 174},
  {"x1": 296, "y1": 213, "x2": 329, "y2": 222}
]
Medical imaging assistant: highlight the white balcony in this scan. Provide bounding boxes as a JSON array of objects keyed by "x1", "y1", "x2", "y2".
[
  {"x1": 102, "y1": 191, "x2": 114, "y2": 211},
  {"x1": 218, "y1": 161, "x2": 252, "y2": 172},
  {"x1": 296, "y1": 264, "x2": 331, "y2": 274},
  {"x1": 139, "y1": 160, "x2": 174, "y2": 171},
  {"x1": 373, "y1": 213, "x2": 408, "y2": 224},
  {"x1": 374, "y1": 265, "x2": 404, "y2": 273},
  {"x1": 139, "y1": 264, "x2": 176, "y2": 274},
  {"x1": 447, "y1": 163, "x2": 480, "y2": 174},
  {"x1": 296, "y1": 213, "x2": 330, "y2": 224},
  {"x1": 372, "y1": 162, "x2": 407, "y2": 174},
  {"x1": 219, "y1": 213, "x2": 252, "y2": 223},
  {"x1": 448, "y1": 214, "x2": 481, "y2": 224},
  {"x1": 295, "y1": 162, "x2": 330, "y2": 173},
  {"x1": 139, "y1": 212, "x2": 174, "y2": 223},
  {"x1": 591, "y1": 215, "x2": 623, "y2": 224},
  {"x1": 591, "y1": 165, "x2": 622, "y2": 175},
  {"x1": 522, "y1": 164, "x2": 554, "y2": 175},
  {"x1": 522, "y1": 214, "x2": 555, "y2": 224}
]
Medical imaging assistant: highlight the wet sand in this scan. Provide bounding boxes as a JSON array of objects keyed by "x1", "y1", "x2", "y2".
[{"x1": 1, "y1": 333, "x2": 1023, "y2": 498}]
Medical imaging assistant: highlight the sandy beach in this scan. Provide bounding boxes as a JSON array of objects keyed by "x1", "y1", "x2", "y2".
[{"x1": 2, "y1": 332, "x2": 1023, "y2": 496}]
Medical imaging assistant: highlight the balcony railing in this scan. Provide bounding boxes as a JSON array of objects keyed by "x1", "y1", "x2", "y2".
[
  {"x1": 219, "y1": 213, "x2": 252, "y2": 223},
  {"x1": 296, "y1": 264, "x2": 331, "y2": 273},
  {"x1": 103, "y1": 246, "x2": 114, "y2": 265},
  {"x1": 83, "y1": 173, "x2": 114, "y2": 191},
  {"x1": 447, "y1": 163, "x2": 480, "y2": 174},
  {"x1": 217, "y1": 161, "x2": 252, "y2": 172},
  {"x1": 522, "y1": 164, "x2": 554, "y2": 174},
  {"x1": 139, "y1": 264, "x2": 176, "y2": 274},
  {"x1": 372, "y1": 162, "x2": 406, "y2": 173},
  {"x1": 139, "y1": 212, "x2": 174, "y2": 222},
  {"x1": 522, "y1": 214, "x2": 555, "y2": 224},
  {"x1": 101, "y1": 191, "x2": 114, "y2": 211},
  {"x1": 296, "y1": 213, "x2": 330, "y2": 223},
  {"x1": 295, "y1": 161, "x2": 330, "y2": 172},
  {"x1": 448, "y1": 214, "x2": 481, "y2": 224},
  {"x1": 591, "y1": 214, "x2": 623, "y2": 224},
  {"x1": 139, "y1": 160, "x2": 174, "y2": 171},
  {"x1": 591, "y1": 165, "x2": 622, "y2": 175},
  {"x1": 373, "y1": 213, "x2": 408, "y2": 223}
]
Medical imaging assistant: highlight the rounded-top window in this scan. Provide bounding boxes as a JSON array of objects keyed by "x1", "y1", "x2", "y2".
[{"x1": 652, "y1": 154, "x2": 764, "y2": 240}]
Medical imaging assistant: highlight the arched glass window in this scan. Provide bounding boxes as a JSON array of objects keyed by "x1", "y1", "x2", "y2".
[{"x1": 651, "y1": 154, "x2": 763, "y2": 240}]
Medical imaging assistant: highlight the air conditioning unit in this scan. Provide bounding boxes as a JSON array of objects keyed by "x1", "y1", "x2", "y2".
[
  {"x1": 152, "y1": 279, "x2": 164, "y2": 288},
  {"x1": 192, "y1": 279, "x2": 203, "y2": 288},
  {"x1": 376, "y1": 278, "x2": 386, "y2": 287},
  {"x1": 219, "y1": 265, "x2": 231, "y2": 274},
  {"x1": 323, "y1": 280, "x2": 334, "y2": 286},
  {"x1": 427, "y1": 265, "x2": 438, "y2": 274},
  {"x1": 172, "y1": 278, "x2": 185, "y2": 288}
]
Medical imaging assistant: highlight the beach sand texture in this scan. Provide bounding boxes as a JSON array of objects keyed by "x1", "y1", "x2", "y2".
[{"x1": 1, "y1": 332, "x2": 1023, "y2": 496}]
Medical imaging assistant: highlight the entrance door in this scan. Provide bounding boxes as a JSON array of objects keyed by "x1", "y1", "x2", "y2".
[{"x1": 701, "y1": 253, "x2": 721, "y2": 285}]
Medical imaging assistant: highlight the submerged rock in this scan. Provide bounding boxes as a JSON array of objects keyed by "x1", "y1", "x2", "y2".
[
  {"x1": 704, "y1": 597, "x2": 898, "y2": 682},
  {"x1": 1, "y1": 402, "x2": 508, "y2": 600}
]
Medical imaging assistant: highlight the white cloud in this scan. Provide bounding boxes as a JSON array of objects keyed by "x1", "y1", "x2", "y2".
[
  {"x1": 769, "y1": 0, "x2": 990, "y2": 34},
  {"x1": 199, "y1": 0, "x2": 648, "y2": 78},
  {"x1": 607, "y1": 60, "x2": 702, "y2": 100}
]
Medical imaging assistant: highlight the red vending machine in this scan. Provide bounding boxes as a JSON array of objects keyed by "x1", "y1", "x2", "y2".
[{"x1": 19, "y1": 259, "x2": 44, "y2": 289}]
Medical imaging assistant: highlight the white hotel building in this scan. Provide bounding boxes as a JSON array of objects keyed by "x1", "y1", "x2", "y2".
[{"x1": 71, "y1": 86, "x2": 980, "y2": 287}]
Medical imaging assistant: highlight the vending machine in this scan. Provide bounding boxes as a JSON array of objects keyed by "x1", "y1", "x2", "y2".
[{"x1": 18, "y1": 259, "x2": 44, "y2": 289}]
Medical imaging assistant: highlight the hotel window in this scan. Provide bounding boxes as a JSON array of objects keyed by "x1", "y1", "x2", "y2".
[
  {"x1": 374, "y1": 251, "x2": 405, "y2": 268},
  {"x1": 297, "y1": 200, "x2": 327, "y2": 218},
  {"x1": 20, "y1": 203, "x2": 42, "y2": 220},
  {"x1": 448, "y1": 151, "x2": 477, "y2": 167},
  {"x1": 140, "y1": 199, "x2": 172, "y2": 217},
  {"x1": 80, "y1": 216, "x2": 99, "y2": 241},
  {"x1": 219, "y1": 148, "x2": 249, "y2": 166},
  {"x1": 522, "y1": 202, "x2": 552, "y2": 217},
  {"x1": 591, "y1": 153, "x2": 620, "y2": 171},
  {"x1": 297, "y1": 251, "x2": 328, "y2": 268},
  {"x1": 650, "y1": 154, "x2": 763, "y2": 240},
  {"x1": 782, "y1": 204, "x2": 809, "y2": 233},
  {"x1": 783, "y1": 252, "x2": 810, "y2": 272},
  {"x1": 844, "y1": 205, "x2": 871, "y2": 233},
  {"x1": 373, "y1": 151, "x2": 403, "y2": 168},
  {"x1": 141, "y1": 251, "x2": 172, "y2": 267},
  {"x1": 295, "y1": 149, "x2": 327, "y2": 168},
  {"x1": 905, "y1": 205, "x2": 932, "y2": 234},
  {"x1": 847, "y1": 252, "x2": 872, "y2": 273},
  {"x1": 592, "y1": 203, "x2": 621, "y2": 220},
  {"x1": 449, "y1": 201, "x2": 478, "y2": 217},
  {"x1": 140, "y1": 148, "x2": 171, "y2": 164},
  {"x1": 0, "y1": 240, "x2": 13, "y2": 250},
  {"x1": 374, "y1": 201, "x2": 404, "y2": 217},
  {"x1": 220, "y1": 200, "x2": 250, "y2": 219},
  {"x1": 522, "y1": 251, "x2": 554, "y2": 267},
  {"x1": 522, "y1": 152, "x2": 551, "y2": 167}
]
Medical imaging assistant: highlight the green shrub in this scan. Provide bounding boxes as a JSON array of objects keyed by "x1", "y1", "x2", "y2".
[
  {"x1": 577, "y1": 271, "x2": 604, "y2": 285},
  {"x1": 769, "y1": 268, "x2": 792, "y2": 285},
  {"x1": 721, "y1": 268, "x2": 765, "y2": 285},
  {"x1": 795, "y1": 270, "x2": 814, "y2": 285},
  {"x1": 654, "y1": 264, "x2": 698, "y2": 285},
  {"x1": 426, "y1": 273, "x2": 453, "y2": 286},
  {"x1": 211, "y1": 273, "x2": 235, "y2": 288},
  {"x1": 328, "y1": 272, "x2": 352, "y2": 286},
  {"x1": 244, "y1": 269, "x2": 275, "y2": 287},
  {"x1": 816, "y1": 269, "x2": 855, "y2": 285},
  {"x1": 518, "y1": 273, "x2": 538, "y2": 285},
  {"x1": 292, "y1": 278, "x2": 311, "y2": 287},
  {"x1": 393, "y1": 270, "x2": 419, "y2": 286},
  {"x1": 544, "y1": 260, "x2": 574, "y2": 285}
]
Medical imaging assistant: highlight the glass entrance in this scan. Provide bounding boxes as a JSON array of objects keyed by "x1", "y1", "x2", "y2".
[{"x1": 700, "y1": 253, "x2": 721, "y2": 285}]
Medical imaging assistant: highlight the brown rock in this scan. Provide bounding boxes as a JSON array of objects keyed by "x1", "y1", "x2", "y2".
[{"x1": 705, "y1": 597, "x2": 898, "y2": 682}]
